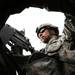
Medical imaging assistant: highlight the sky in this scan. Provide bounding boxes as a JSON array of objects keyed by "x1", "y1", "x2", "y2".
[{"x1": 6, "y1": 7, "x2": 65, "y2": 55}]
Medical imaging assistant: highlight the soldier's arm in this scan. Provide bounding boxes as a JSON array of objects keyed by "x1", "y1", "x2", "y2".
[{"x1": 58, "y1": 14, "x2": 75, "y2": 64}]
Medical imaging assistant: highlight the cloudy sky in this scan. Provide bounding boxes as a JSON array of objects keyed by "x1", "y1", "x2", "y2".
[{"x1": 6, "y1": 7, "x2": 65, "y2": 55}]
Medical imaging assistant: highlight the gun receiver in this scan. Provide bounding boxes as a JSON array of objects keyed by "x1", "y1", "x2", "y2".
[{"x1": 0, "y1": 24, "x2": 35, "y2": 54}]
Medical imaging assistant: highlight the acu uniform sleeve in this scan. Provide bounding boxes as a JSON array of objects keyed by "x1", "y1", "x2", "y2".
[{"x1": 59, "y1": 14, "x2": 75, "y2": 63}]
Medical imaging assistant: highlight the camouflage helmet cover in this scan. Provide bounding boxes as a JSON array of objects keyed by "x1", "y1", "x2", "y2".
[{"x1": 36, "y1": 23, "x2": 59, "y2": 35}]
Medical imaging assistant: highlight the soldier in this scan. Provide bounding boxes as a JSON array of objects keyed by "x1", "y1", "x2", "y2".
[
  {"x1": 25, "y1": 14, "x2": 75, "y2": 75},
  {"x1": 35, "y1": 14, "x2": 75, "y2": 75}
]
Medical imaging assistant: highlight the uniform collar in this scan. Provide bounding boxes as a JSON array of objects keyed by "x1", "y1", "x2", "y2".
[{"x1": 48, "y1": 35, "x2": 58, "y2": 44}]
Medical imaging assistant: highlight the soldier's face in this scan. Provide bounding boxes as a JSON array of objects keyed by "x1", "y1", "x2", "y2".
[{"x1": 38, "y1": 28, "x2": 52, "y2": 43}]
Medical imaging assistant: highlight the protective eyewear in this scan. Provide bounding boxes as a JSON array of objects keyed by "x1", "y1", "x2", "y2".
[{"x1": 39, "y1": 28, "x2": 46, "y2": 33}]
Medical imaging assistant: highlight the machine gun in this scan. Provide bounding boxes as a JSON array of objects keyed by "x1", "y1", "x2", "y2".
[{"x1": 0, "y1": 24, "x2": 35, "y2": 55}]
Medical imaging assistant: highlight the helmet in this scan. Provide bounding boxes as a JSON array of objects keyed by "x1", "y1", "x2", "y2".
[{"x1": 36, "y1": 23, "x2": 59, "y2": 35}]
